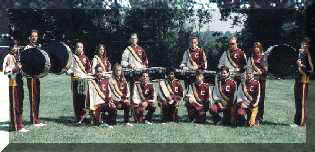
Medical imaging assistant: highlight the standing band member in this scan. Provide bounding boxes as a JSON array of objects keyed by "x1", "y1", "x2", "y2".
[
  {"x1": 23, "y1": 29, "x2": 45, "y2": 127},
  {"x1": 235, "y1": 68, "x2": 261, "y2": 127},
  {"x1": 180, "y1": 36, "x2": 207, "y2": 70},
  {"x1": 92, "y1": 43, "x2": 111, "y2": 75},
  {"x1": 218, "y1": 36, "x2": 247, "y2": 85},
  {"x1": 132, "y1": 72, "x2": 156, "y2": 124},
  {"x1": 292, "y1": 37, "x2": 313, "y2": 128},
  {"x1": 3, "y1": 40, "x2": 29, "y2": 132},
  {"x1": 157, "y1": 69, "x2": 184, "y2": 122},
  {"x1": 210, "y1": 66, "x2": 237, "y2": 125},
  {"x1": 68, "y1": 41, "x2": 92, "y2": 124},
  {"x1": 121, "y1": 33, "x2": 148, "y2": 69},
  {"x1": 109, "y1": 63, "x2": 133, "y2": 126},
  {"x1": 184, "y1": 70, "x2": 211, "y2": 123},
  {"x1": 248, "y1": 42, "x2": 268, "y2": 125}
]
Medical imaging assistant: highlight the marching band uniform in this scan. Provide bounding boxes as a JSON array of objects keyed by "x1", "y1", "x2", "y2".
[
  {"x1": 90, "y1": 76, "x2": 117, "y2": 125},
  {"x1": 180, "y1": 47, "x2": 207, "y2": 70},
  {"x1": 3, "y1": 50, "x2": 27, "y2": 132},
  {"x1": 157, "y1": 78, "x2": 183, "y2": 122},
  {"x1": 121, "y1": 41, "x2": 148, "y2": 69},
  {"x1": 184, "y1": 80, "x2": 211, "y2": 123},
  {"x1": 210, "y1": 74, "x2": 237, "y2": 125},
  {"x1": 236, "y1": 75, "x2": 261, "y2": 127},
  {"x1": 293, "y1": 44, "x2": 313, "y2": 127},
  {"x1": 24, "y1": 40, "x2": 44, "y2": 126},
  {"x1": 217, "y1": 48, "x2": 247, "y2": 85},
  {"x1": 69, "y1": 50, "x2": 92, "y2": 123},
  {"x1": 248, "y1": 51, "x2": 268, "y2": 124},
  {"x1": 132, "y1": 79, "x2": 156, "y2": 123},
  {"x1": 109, "y1": 75, "x2": 132, "y2": 124},
  {"x1": 91, "y1": 54, "x2": 111, "y2": 74}
]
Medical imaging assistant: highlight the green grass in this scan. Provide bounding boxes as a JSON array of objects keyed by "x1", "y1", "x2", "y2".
[{"x1": 8, "y1": 74, "x2": 306, "y2": 143}]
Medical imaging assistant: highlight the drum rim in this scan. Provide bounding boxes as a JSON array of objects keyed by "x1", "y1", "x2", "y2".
[{"x1": 53, "y1": 42, "x2": 73, "y2": 75}]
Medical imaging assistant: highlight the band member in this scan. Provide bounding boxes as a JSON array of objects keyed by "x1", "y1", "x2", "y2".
[
  {"x1": 92, "y1": 43, "x2": 111, "y2": 74},
  {"x1": 248, "y1": 42, "x2": 268, "y2": 124},
  {"x1": 157, "y1": 69, "x2": 184, "y2": 122},
  {"x1": 180, "y1": 36, "x2": 208, "y2": 70},
  {"x1": 68, "y1": 41, "x2": 92, "y2": 124},
  {"x1": 292, "y1": 38, "x2": 313, "y2": 128},
  {"x1": 3, "y1": 40, "x2": 29, "y2": 132},
  {"x1": 23, "y1": 29, "x2": 45, "y2": 127},
  {"x1": 90, "y1": 65, "x2": 117, "y2": 127},
  {"x1": 217, "y1": 36, "x2": 247, "y2": 85},
  {"x1": 210, "y1": 67, "x2": 237, "y2": 125},
  {"x1": 121, "y1": 33, "x2": 149, "y2": 69},
  {"x1": 132, "y1": 72, "x2": 156, "y2": 124},
  {"x1": 109, "y1": 63, "x2": 133, "y2": 126},
  {"x1": 235, "y1": 68, "x2": 261, "y2": 127},
  {"x1": 184, "y1": 70, "x2": 211, "y2": 123}
]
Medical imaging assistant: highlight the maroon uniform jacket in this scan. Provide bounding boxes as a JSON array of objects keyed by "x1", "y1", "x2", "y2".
[
  {"x1": 237, "y1": 79, "x2": 260, "y2": 106},
  {"x1": 132, "y1": 45, "x2": 149, "y2": 67},
  {"x1": 217, "y1": 77, "x2": 237, "y2": 104},
  {"x1": 114, "y1": 77, "x2": 129, "y2": 100},
  {"x1": 137, "y1": 82, "x2": 155, "y2": 102},
  {"x1": 78, "y1": 52, "x2": 91, "y2": 73},
  {"x1": 193, "y1": 82, "x2": 211, "y2": 102},
  {"x1": 189, "y1": 48, "x2": 207, "y2": 69},
  {"x1": 229, "y1": 48, "x2": 247, "y2": 70},
  {"x1": 95, "y1": 78, "x2": 112, "y2": 102},
  {"x1": 251, "y1": 53, "x2": 267, "y2": 76}
]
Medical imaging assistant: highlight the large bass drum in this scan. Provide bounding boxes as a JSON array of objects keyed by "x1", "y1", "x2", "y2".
[
  {"x1": 43, "y1": 41, "x2": 73, "y2": 75},
  {"x1": 20, "y1": 47, "x2": 51, "y2": 78}
]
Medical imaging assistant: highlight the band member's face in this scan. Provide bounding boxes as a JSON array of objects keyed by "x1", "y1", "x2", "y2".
[
  {"x1": 96, "y1": 67, "x2": 103, "y2": 79},
  {"x1": 246, "y1": 72, "x2": 254, "y2": 81},
  {"x1": 196, "y1": 74, "x2": 204, "y2": 83},
  {"x1": 253, "y1": 44, "x2": 260, "y2": 54},
  {"x1": 98, "y1": 45, "x2": 105, "y2": 56},
  {"x1": 130, "y1": 38, "x2": 138, "y2": 45},
  {"x1": 142, "y1": 73, "x2": 149, "y2": 83},
  {"x1": 221, "y1": 70, "x2": 229, "y2": 79},
  {"x1": 191, "y1": 38, "x2": 198, "y2": 49},
  {"x1": 31, "y1": 32, "x2": 39, "y2": 43},
  {"x1": 76, "y1": 43, "x2": 84, "y2": 55},
  {"x1": 228, "y1": 39, "x2": 237, "y2": 51},
  {"x1": 115, "y1": 66, "x2": 122, "y2": 77},
  {"x1": 168, "y1": 72, "x2": 175, "y2": 80}
]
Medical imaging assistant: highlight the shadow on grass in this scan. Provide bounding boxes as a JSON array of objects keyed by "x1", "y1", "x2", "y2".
[
  {"x1": 261, "y1": 121, "x2": 290, "y2": 126},
  {"x1": 39, "y1": 116, "x2": 78, "y2": 127}
]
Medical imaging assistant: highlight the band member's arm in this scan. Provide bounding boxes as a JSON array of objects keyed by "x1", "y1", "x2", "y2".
[
  {"x1": 121, "y1": 49, "x2": 131, "y2": 68},
  {"x1": 91, "y1": 57, "x2": 98, "y2": 75},
  {"x1": 217, "y1": 51, "x2": 226, "y2": 70},
  {"x1": 136, "y1": 83, "x2": 145, "y2": 101},
  {"x1": 148, "y1": 86, "x2": 156, "y2": 103},
  {"x1": 179, "y1": 50, "x2": 188, "y2": 69},
  {"x1": 3, "y1": 55, "x2": 13, "y2": 75},
  {"x1": 192, "y1": 84, "x2": 202, "y2": 104},
  {"x1": 201, "y1": 49, "x2": 208, "y2": 69}
]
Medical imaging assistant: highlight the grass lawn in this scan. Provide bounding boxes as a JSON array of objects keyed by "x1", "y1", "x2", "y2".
[{"x1": 8, "y1": 74, "x2": 306, "y2": 143}]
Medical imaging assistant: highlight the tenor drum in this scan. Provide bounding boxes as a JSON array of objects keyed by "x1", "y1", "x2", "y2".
[
  {"x1": 43, "y1": 41, "x2": 73, "y2": 75},
  {"x1": 20, "y1": 48, "x2": 51, "y2": 78}
]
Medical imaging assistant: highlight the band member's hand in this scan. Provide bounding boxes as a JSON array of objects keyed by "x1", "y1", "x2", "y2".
[{"x1": 241, "y1": 102, "x2": 247, "y2": 109}]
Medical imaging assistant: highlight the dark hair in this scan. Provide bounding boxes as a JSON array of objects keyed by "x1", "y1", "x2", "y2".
[
  {"x1": 95, "y1": 64, "x2": 103, "y2": 73},
  {"x1": 8, "y1": 39, "x2": 18, "y2": 54},
  {"x1": 220, "y1": 66, "x2": 229, "y2": 73},
  {"x1": 31, "y1": 29, "x2": 39, "y2": 34},
  {"x1": 96, "y1": 43, "x2": 107, "y2": 58}
]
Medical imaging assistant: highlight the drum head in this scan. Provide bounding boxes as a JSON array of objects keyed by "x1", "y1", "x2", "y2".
[
  {"x1": 44, "y1": 41, "x2": 72, "y2": 75},
  {"x1": 20, "y1": 48, "x2": 50, "y2": 78},
  {"x1": 267, "y1": 44, "x2": 298, "y2": 78}
]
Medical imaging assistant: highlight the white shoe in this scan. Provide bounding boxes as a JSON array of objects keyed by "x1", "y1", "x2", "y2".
[
  {"x1": 290, "y1": 124, "x2": 299, "y2": 128},
  {"x1": 126, "y1": 123, "x2": 134, "y2": 127},
  {"x1": 18, "y1": 128, "x2": 30, "y2": 133},
  {"x1": 34, "y1": 123, "x2": 46, "y2": 127},
  {"x1": 108, "y1": 125, "x2": 114, "y2": 129},
  {"x1": 161, "y1": 122, "x2": 166, "y2": 125},
  {"x1": 145, "y1": 121, "x2": 153, "y2": 125}
]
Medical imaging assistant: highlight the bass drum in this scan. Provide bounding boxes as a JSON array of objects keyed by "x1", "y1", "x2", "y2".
[
  {"x1": 43, "y1": 41, "x2": 73, "y2": 75},
  {"x1": 20, "y1": 47, "x2": 51, "y2": 78}
]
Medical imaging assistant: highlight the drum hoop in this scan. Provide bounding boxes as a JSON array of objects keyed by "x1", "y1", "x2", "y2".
[{"x1": 32, "y1": 48, "x2": 51, "y2": 78}]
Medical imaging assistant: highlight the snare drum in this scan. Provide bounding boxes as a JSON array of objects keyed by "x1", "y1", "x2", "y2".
[{"x1": 20, "y1": 48, "x2": 51, "y2": 78}]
